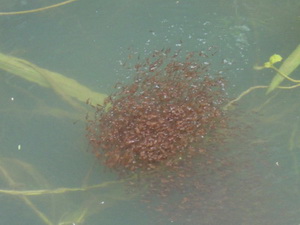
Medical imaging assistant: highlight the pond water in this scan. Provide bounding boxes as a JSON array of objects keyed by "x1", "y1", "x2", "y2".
[{"x1": 0, "y1": 0, "x2": 299, "y2": 224}]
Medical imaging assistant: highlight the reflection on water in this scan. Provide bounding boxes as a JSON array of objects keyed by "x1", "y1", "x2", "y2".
[{"x1": 0, "y1": 0, "x2": 299, "y2": 224}]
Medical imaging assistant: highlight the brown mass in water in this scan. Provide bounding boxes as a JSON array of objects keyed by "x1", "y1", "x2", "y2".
[{"x1": 86, "y1": 48, "x2": 230, "y2": 175}]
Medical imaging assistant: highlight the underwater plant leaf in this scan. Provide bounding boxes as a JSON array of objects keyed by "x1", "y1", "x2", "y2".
[
  {"x1": 267, "y1": 44, "x2": 300, "y2": 94},
  {"x1": 269, "y1": 54, "x2": 282, "y2": 65},
  {"x1": 0, "y1": 52, "x2": 107, "y2": 106}
]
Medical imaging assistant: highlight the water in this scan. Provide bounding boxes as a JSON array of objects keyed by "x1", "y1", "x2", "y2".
[{"x1": 0, "y1": 0, "x2": 299, "y2": 224}]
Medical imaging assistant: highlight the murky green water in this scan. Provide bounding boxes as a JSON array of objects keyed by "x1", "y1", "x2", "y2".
[{"x1": 0, "y1": 0, "x2": 299, "y2": 224}]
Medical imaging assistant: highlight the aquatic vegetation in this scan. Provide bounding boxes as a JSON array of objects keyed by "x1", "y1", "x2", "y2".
[
  {"x1": 225, "y1": 44, "x2": 300, "y2": 109},
  {"x1": 0, "y1": 0, "x2": 77, "y2": 15}
]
